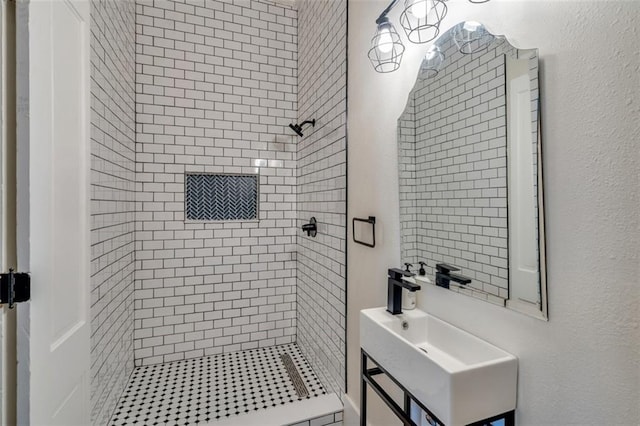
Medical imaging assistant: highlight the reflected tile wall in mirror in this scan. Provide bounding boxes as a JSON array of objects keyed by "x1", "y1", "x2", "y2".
[{"x1": 398, "y1": 23, "x2": 545, "y2": 315}]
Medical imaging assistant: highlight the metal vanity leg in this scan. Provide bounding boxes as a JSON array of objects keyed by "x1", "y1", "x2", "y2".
[
  {"x1": 361, "y1": 350, "x2": 367, "y2": 426},
  {"x1": 504, "y1": 410, "x2": 515, "y2": 426},
  {"x1": 404, "y1": 392, "x2": 411, "y2": 418}
]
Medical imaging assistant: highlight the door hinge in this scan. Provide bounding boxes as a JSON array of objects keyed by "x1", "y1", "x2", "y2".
[{"x1": 0, "y1": 269, "x2": 31, "y2": 308}]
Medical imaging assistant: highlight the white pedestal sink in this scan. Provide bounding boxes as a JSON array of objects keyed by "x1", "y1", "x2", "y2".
[{"x1": 360, "y1": 307, "x2": 517, "y2": 426}]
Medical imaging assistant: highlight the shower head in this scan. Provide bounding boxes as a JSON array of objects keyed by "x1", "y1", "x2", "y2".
[
  {"x1": 289, "y1": 123, "x2": 304, "y2": 137},
  {"x1": 288, "y1": 119, "x2": 316, "y2": 137}
]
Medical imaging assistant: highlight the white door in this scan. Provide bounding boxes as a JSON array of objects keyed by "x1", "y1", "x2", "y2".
[
  {"x1": 1, "y1": 0, "x2": 17, "y2": 424},
  {"x1": 506, "y1": 55, "x2": 539, "y2": 306},
  {"x1": 1, "y1": 2, "x2": 5, "y2": 421},
  {"x1": 0, "y1": 2, "x2": 5, "y2": 421},
  {"x1": 16, "y1": 0, "x2": 91, "y2": 424}
]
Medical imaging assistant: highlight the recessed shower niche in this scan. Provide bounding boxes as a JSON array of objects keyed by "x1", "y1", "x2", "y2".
[
  {"x1": 397, "y1": 22, "x2": 548, "y2": 319},
  {"x1": 185, "y1": 173, "x2": 259, "y2": 221}
]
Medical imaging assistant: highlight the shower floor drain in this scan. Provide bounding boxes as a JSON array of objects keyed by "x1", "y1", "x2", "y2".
[
  {"x1": 280, "y1": 354, "x2": 309, "y2": 398},
  {"x1": 108, "y1": 343, "x2": 325, "y2": 425}
]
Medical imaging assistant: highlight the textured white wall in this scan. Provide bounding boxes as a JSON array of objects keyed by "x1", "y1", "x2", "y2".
[{"x1": 347, "y1": 1, "x2": 639, "y2": 425}]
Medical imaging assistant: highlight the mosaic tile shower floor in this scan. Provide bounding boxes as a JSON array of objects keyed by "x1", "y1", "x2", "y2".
[{"x1": 109, "y1": 343, "x2": 326, "y2": 425}]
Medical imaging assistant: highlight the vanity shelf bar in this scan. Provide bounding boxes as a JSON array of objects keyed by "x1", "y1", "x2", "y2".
[{"x1": 360, "y1": 349, "x2": 515, "y2": 426}]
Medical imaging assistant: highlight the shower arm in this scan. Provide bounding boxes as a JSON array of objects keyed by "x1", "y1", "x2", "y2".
[{"x1": 289, "y1": 119, "x2": 316, "y2": 137}]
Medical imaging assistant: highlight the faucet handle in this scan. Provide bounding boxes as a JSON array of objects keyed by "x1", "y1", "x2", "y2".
[
  {"x1": 388, "y1": 268, "x2": 414, "y2": 280},
  {"x1": 436, "y1": 263, "x2": 460, "y2": 274}
]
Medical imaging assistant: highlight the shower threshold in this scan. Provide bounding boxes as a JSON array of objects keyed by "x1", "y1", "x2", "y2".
[{"x1": 108, "y1": 343, "x2": 342, "y2": 426}]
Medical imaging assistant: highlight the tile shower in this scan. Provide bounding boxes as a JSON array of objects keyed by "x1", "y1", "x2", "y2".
[{"x1": 89, "y1": 0, "x2": 347, "y2": 425}]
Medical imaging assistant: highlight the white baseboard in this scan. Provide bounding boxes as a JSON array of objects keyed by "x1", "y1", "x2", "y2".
[{"x1": 342, "y1": 394, "x2": 368, "y2": 426}]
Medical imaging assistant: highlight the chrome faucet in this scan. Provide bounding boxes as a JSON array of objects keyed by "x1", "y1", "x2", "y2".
[
  {"x1": 435, "y1": 263, "x2": 471, "y2": 289},
  {"x1": 387, "y1": 268, "x2": 421, "y2": 315}
]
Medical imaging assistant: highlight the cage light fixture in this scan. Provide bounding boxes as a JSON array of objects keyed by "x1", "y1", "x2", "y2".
[
  {"x1": 399, "y1": 0, "x2": 447, "y2": 44},
  {"x1": 368, "y1": 16, "x2": 406, "y2": 73},
  {"x1": 452, "y1": 21, "x2": 496, "y2": 54},
  {"x1": 419, "y1": 44, "x2": 445, "y2": 79},
  {"x1": 369, "y1": 0, "x2": 492, "y2": 73}
]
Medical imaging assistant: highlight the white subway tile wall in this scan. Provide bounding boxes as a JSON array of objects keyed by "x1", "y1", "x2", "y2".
[
  {"x1": 134, "y1": 0, "x2": 299, "y2": 365},
  {"x1": 296, "y1": 0, "x2": 347, "y2": 395},
  {"x1": 399, "y1": 38, "x2": 535, "y2": 300},
  {"x1": 90, "y1": 0, "x2": 137, "y2": 424},
  {"x1": 399, "y1": 96, "x2": 418, "y2": 268}
]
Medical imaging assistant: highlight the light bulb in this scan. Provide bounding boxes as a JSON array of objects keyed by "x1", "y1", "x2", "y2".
[
  {"x1": 409, "y1": 0, "x2": 429, "y2": 19},
  {"x1": 377, "y1": 27, "x2": 393, "y2": 53},
  {"x1": 463, "y1": 21, "x2": 481, "y2": 32}
]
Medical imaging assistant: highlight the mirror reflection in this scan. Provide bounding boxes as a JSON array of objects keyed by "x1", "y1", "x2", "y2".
[{"x1": 397, "y1": 22, "x2": 547, "y2": 319}]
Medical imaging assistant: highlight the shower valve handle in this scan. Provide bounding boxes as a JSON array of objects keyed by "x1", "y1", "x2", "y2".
[{"x1": 301, "y1": 217, "x2": 317, "y2": 237}]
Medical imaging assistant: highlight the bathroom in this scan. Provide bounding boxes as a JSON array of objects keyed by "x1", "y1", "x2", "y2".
[{"x1": 0, "y1": 0, "x2": 637, "y2": 425}]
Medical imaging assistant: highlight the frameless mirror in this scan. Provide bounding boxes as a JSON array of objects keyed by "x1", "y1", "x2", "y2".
[{"x1": 397, "y1": 22, "x2": 548, "y2": 319}]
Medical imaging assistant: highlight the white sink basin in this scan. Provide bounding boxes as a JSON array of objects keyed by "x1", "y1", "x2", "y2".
[{"x1": 360, "y1": 307, "x2": 517, "y2": 426}]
